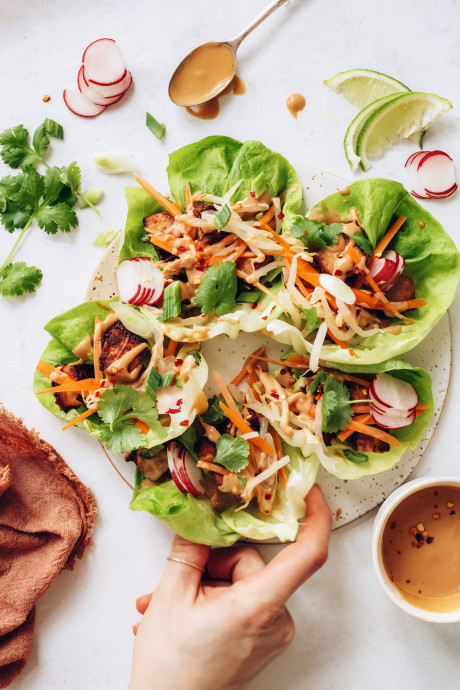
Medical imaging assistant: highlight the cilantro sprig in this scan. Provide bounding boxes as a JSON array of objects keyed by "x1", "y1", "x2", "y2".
[
  {"x1": 214, "y1": 434, "x2": 250, "y2": 473},
  {"x1": 194, "y1": 262, "x2": 237, "y2": 316},
  {"x1": 321, "y1": 376, "x2": 368, "y2": 433},
  {"x1": 0, "y1": 121, "x2": 101, "y2": 298},
  {"x1": 97, "y1": 384, "x2": 165, "y2": 453},
  {"x1": 290, "y1": 216, "x2": 344, "y2": 250}
]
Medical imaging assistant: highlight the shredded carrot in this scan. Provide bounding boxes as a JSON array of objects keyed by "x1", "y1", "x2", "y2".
[
  {"x1": 133, "y1": 173, "x2": 180, "y2": 218},
  {"x1": 257, "y1": 206, "x2": 275, "y2": 228},
  {"x1": 207, "y1": 241, "x2": 247, "y2": 265},
  {"x1": 337, "y1": 414, "x2": 373, "y2": 442},
  {"x1": 248, "y1": 353, "x2": 307, "y2": 369},
  {"x1": 185, "y1": 182, "x2": 192, "y2": 210},
  {"x1": 135, "y1": 420, "x2": 150, "y2": 434},
  {"x1": 219, "y1": 402, "x2": 275, "y2": 456},
  {"x1": 416, "y1": 403, "x2": 429, "y2": 411},
  {"x1": 326, "y1": 329, "x2": 357, "y2": 356},
  {"x1": 264, "y1": 225, "x2": 293, "y2": 253},
  {"x1": 196, "y1": 461, "x2": 228, "y2": 475},
  {"x1": 344, "y1": 420, "x2": 401, "y2": 447},
  {"x1": 213, "y1": 371, "x2": 241, "y2": 418},
  {"x1": 372, "y1": 216, "x2": 406, "y2": 262},
  {"x1": 147, "y1": 233, "x2": 180, "y2": 256},
  {"x1": 93, "y1": 317, "x2": 102, "y2": 381},
  {"x1": 62, "y1": 408, "x2": 97, "y2": 431},
  {"x1": 38, "y1": 378, "x2": 101, "y2": 395},
  {"x1": 279, "y1": 466, "x2": 288, "y2": 489},
  {"x1": 36, "y1": 360, "x2": 59, "y2": 379},
  {"x1": 271, "y1": 428, "x2": 283, "y2": 460},
  {"x1": 165, "y1": 339, "x2": 177, "y2": 358},
  {"x1": 372, "y1": 298, "x2": 427, "y2": 312}
]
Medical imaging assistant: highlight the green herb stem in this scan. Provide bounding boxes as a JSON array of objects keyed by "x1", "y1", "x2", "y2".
[{"x1": 0, "y1": 214, "x2": 35, "y2": 277}]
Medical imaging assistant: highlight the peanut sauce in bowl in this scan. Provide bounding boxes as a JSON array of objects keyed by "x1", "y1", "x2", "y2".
[{"x1": 373, "y1": 477, "x2": 460, "y2": 622}]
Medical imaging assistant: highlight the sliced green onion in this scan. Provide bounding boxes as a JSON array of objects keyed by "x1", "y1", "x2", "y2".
[
  {"x1": 161, "y1": 281, "x2": 181, "y2": 321},
  {"x1": 93, "y1": 230, "x2": 117, "y2": 248},
  {"x1": 309, "y1": 370, "x2": 326, "y2": 395},
  {"x1": 239, "y1": 476, "x2": 248, "y2": 487},
  {"x1": 252, "y1": 171, "x2": 267, "y2": 198},
  {"x1": 214, "y1": 203, "x2": 231, "y2": 231},
  {"x1": 146, "y1": 368, "x2": 162, "y2": 401},
  {"x1": 146, "y1": 112, "x2": 165, "y2": 139},
  {"x1": 43, "y1": 118, "x2": 63, "y2": 139},
  {"x1": 160, "y1": 374, "x2": 173, "y2": 387},
  {"x1": 236, "y1": 289, "x2": 262, "y2": 304},
  {"x1": 80, "y1": 189, "x2": 103, "y2": 209}
]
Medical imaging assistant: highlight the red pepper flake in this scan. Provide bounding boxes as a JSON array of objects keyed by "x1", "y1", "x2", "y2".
[
  {"x1": 176, "y1": 399, "x2": 183, "y2": 406},
  {"x1": 166, "y1": 408, "x2": 181, "y2": 414},
  {"x1": 334, "y1": 270, "x2": 343, "y2": 276},
  {"x1": 251, "y1": 304, "x2": 257, "y2": 309},
  {"x1": 174, "y1": 359, "x2": 183, "y2": 366},
  {"x1": 250, "y1": 191, "x2": 256, "y2": 197},
  {"x1": 179, "y1": 420, "x2": 189, "y2": 427},
  {"x1": 42, "y1": 94, "x2": 51, "y2": 102},
  {"x1": 271, "y1": 391, "x2": 279, "y2": 399},
  {"x1": 261, "y1": 315, "x2": 268, "y2": 320},
  {"x1": 277, "y1": 212, "x2": 284, "y2": 219},
  {"x1": 264, "y1": 493, "x2": 272, "y2": 500}
]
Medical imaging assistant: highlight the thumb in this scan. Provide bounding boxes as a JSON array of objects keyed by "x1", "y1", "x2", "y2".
[{"x1": 161, "y1": 534, "x2": 210, "y2": 599}]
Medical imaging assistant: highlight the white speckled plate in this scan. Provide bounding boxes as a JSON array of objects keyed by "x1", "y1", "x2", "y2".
[{"x1": 85, "y1": 167, "x2": 452, "y2": 532}]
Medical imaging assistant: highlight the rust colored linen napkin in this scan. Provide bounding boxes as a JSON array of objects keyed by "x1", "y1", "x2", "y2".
[{"x1": 0, "y1": 407, "x2": 97, "y2": 687}]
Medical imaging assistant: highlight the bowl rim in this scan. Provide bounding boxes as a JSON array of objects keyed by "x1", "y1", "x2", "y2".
[{"x1": 372, "y1": 475, "x2": 460, "y2": 623}]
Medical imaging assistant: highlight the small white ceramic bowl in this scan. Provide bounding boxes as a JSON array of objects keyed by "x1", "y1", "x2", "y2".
[{"x1": 372, "y1": 476, "x2": 460, "y2": 623}]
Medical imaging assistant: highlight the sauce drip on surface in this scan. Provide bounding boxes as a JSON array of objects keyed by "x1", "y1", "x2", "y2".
[
  {"x1": 382, "y1": 485, "x2": 460, "y2": 613},
  {"x1": 170, "y1": 42, "x2": 236, "y2": 106},
  {"x1": 185, "y1": 75, "x2": 246, "y2": 120},
  {"x1": 286, "y1": 93, "x2": 306, "y2": 119}
]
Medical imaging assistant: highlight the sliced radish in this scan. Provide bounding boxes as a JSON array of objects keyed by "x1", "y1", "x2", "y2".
[
  {"x1": 370, "y1": 257, "x2": 397, "y2": 285},
  {"x1": 370, "y1": 373, "x2": 418, "y2": 411},
  {"x1": 318, "y1": 274, "x2": 356, "y2": 304},
  {"x1": 77, "y1": 66, "x2": 124, "y2": 106},
  {"x1": 167, "y1": 442, "x2": 203, "y2": 497},
  {"x1": 82, "y1": 38, "x2": 126, "y2": 85},
  {"x1": 371, "y1": 407, "x2": 415, "y2": 430},
  {"x1": 116, "y1": 258, "x2": 165, "y2": 306},
  {"x1": 63, "y1": 85, "x2": 106, "y2": 118},
  {"x1": 84, "y1": 67, "x2": 133, "y2": 99},
  {"x1": 405, "y1": 150, "x2": 457, "y2": 200},
  {"x1": 167, "y1": 441, "x2": 188, "y2": 494}
]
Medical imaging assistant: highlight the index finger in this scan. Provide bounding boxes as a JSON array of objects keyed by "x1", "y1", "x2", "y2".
[{"x1": 239, "y1": 484, "x2": 331, "y2": 606}]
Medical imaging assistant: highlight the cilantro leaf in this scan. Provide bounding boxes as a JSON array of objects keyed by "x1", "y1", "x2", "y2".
[
  {"x1": 194, "y1": 262, "x2": 237, "y2": 316},
  {"x1": 352, "y1": 231, "x2": 373, "y2": 255},
  {"x1": 214, "y1": 204, "x2": 231, "y2": 231},
  {"x1": 60, "y1": 161, "x2": 81, "y2": 193},
  {"x1": 97, "y1": 385, "x2": 165, "y2": 453},
  {"x1": 321, "y1": 376, "x2": 353, "y2": 433},
  {"x1": 0, "y1": 125, "x2": 31, "y2": 168},
  {"x1": 0, "y1": 262, "x2": 43, "y2": 296},
  {"x1": 32, "y1": 124, "x2": 50, "y2": 158},
  {"x1": 36, "y1": 202, "x2": 78, "y2": 234},
  {"x1": 343, "y1": 449, "x2": 369, "y2": 464},
  {"x1": 0, "y1": 190, "x2": 5, "y2": 214},
  {"x1": 214, "y1": 434, "x2": 250, "y2": 472},
  {"x1": 290, "y1": 216, "x2": 343, "y2": 250},
  {"x1": 309, "y1": 370, "x2": 326, "y2": 395},
  {"x1": 200, "y1": 395, "x2": 228, "y2": 427},
  {"x1": 302, "y1": 306, "x2": 322, "y2": 332},
  {"x1": 14, "y1": 167, "x2": 44, "y2": 210},
  {"x1": 43, "y1": 166, "x2": 66, "y2": 204}
]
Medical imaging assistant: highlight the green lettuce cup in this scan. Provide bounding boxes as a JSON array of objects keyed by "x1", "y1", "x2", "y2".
[
  {"x1": 33, "y1": 300, "x2": 208, "y2": 453},
  {"x1": 279, "y1": 178, "x2": 460, "y2": 365}
]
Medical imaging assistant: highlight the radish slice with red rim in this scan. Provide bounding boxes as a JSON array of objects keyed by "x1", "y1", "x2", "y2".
[
  {"x1": 167, "y1": 442, "x2": 203, "y2": 497},
  {"x1": 77, "y1": 66, "x2": 123, "y2": 106},
  {"x1": 405, "y1": 150, "x2": 457, "y2": 200},
  {"x1": 87, "y1": 68, "x2": 133, "y2": 99},
  {"x1": 63, "y1": 85, "x2": 106, "y2": 118},
  {"x1": 82, "y1": 38, "x2": 126, "y2": 85},
  {"x1": 167, "y1": 442, "x2": 188, "y2": 494},
  {"x1": 369, "y1": 373, "x2": 418, "y2": 411},
  {"x1": 116, "y1": 258, "x2": 164, "y2": 306}
]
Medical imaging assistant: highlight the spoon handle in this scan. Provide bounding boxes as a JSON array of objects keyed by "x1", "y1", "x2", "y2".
[{"x1": 228, "y1": 0, "x2": 289, "y2": 50}]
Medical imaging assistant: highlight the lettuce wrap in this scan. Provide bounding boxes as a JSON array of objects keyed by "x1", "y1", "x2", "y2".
[
  {"x1": 278, "y1": 178, "x2": 460, "y2": 365},
  {"x1": 33, "y1": 300, "x2": 208, "y2": 453}
]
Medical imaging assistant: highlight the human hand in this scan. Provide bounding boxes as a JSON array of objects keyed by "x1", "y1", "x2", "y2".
[{"x1": 128, "y1": 484, "x2": 331, "y2": 690}]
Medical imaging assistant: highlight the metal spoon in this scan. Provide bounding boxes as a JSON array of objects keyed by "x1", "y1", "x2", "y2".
[{"x1": 168, "y1": 0, "x2": 289, "y2": 107}]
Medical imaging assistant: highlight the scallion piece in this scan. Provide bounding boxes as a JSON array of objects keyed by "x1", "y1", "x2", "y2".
[
  {"x1": 160, "y1": 374, "x2": 174, "y2": 387},
  {"x1": 236, "y1": 289, "x2": 262, "y2": 304},
  {"x1": 146, "y1": 368, "x2": 162, "y2": 401},
  {"x1": 80, "y1": 189, "x2": 103, "y2": 209},
  {"x1": 252, "y1": 171, "x2": 267, "y2": 198},
  {"x1": 43, "y1": 118, "x2": 64, "y2": 139},
  {"x1": 146, "y1": 112, "x2": 165, "y2": 139},
  {"x1": 161, "y1": 281, "x2": 181, "y2": 321},
  {"x1": 214, "y1": 203, "x2": 231, "y2": 231}
]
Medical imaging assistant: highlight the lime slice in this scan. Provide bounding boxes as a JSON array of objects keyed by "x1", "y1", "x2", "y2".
[
  {"x1": 324, "y1": 69, "x2": 424, "y2": 150},
  {"x1": 324, "y1": 68, "x2": 411, "y2": 107},
  {"x1": 356, "y1": 92, "x2": 452, "y2": 172},
  {"x1": 344, "y1": 94, "x2": 400, "y2": 171}
]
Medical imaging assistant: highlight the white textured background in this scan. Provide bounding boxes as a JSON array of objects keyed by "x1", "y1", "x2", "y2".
[{"x1": 0, "y1": 0, "x2": 459, "y2": 688}]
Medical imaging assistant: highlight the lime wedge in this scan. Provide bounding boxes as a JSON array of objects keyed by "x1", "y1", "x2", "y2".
[
  {"x1": 325, "y1": 68, "x2": 424, "y2": 150},
  {"x1": 356, "y1": 92, "x2": 453, "y2": 172},
  {"x1": 344, "y1": 94, "x2": 400, "y2": 171},
  {"x1": 324, "y1": 68, "x2": 411, "y2": 107}
]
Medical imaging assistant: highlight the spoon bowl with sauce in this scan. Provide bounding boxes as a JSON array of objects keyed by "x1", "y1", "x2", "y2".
[
  {"x1": 168, "y1": 0, "x2": 288, "y2": 110},
  {"x1": 373, "y1": 476, "x2": 460, "y2": 622}
]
